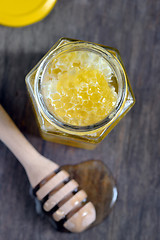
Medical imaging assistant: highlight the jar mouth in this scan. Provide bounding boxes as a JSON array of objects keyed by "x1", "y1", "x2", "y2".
[{"x1": 34, "y1": 41, "x2": 127, "y2": 134}]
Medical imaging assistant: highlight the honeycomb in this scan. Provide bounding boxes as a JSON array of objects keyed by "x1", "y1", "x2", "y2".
[{"x1": 42, "y1": 51, "x2": 118, "y2": 126}]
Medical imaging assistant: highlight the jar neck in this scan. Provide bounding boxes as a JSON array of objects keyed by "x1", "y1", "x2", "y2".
[{"x1": 34, "y1": 42, "x2": 127, "y2": 135}]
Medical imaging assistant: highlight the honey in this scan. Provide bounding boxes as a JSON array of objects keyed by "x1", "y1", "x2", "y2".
[{"x1": 42, "y1": 51, "x2": 118, "y2": 126}]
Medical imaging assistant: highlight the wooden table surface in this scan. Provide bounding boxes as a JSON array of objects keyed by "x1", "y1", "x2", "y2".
[{"x1": 0, "y1": 0, "x2": 160, "y2": 239}]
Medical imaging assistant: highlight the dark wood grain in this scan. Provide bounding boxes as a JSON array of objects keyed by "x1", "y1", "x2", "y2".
[{"x1": 0, "y1": 0, "x2": 160, "y2": 240}]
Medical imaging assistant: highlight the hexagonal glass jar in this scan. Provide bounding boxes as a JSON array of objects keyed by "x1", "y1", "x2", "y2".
[{"x1": 25, "y1": 38, "x2": 135, "y2": 150}]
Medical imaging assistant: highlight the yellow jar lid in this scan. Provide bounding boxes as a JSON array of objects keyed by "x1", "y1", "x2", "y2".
[{"x1": 0, "y1": 0, "x2": 57, "y2": 27}]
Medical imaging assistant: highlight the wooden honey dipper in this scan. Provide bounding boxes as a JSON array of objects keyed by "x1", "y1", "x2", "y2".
[{"x1": 0, "y1": 105, "x2": 96, "y2": 233}]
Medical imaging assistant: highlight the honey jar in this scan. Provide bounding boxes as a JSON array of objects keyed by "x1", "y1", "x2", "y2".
[{"x1": 25, "y1": 38, "x2": 135, "y2": 149}]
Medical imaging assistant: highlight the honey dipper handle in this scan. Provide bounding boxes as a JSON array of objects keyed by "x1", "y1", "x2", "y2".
[
  {"x1": 0, "y1": 105, "x2": 39, "y2": 166},
  {"x1": 0, "y1": 105, "x2": 58, "y2": 187}
]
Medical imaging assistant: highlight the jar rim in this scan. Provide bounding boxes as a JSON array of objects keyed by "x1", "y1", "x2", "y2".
[{"x1": 34, "y1": 41, "x2": 128, "y2": 134}]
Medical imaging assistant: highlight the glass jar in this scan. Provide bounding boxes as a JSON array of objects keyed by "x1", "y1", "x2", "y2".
[{"x1": 25, "y1": 38, "x2": 135, "y2": 150}]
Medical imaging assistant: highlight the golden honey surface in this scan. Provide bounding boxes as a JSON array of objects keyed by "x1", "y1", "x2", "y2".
[{"x1": 42, "y1": 51, "x2": 117, "y2": 126}]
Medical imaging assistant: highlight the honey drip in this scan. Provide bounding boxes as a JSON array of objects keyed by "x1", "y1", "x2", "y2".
[{"x1": 62, "y1": 160, "x2": 117, "y2": 227}]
